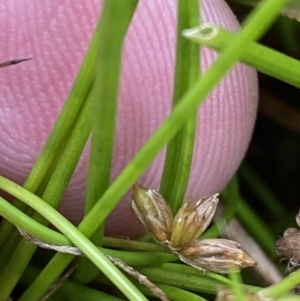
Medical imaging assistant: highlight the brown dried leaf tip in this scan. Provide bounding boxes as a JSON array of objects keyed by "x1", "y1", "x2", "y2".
[
  {"x1": 131, "y1": 184, "x2": 256, "y2": 274},
  {"x1": 275, "y1": 210, "x2": 300, "y2": 272},
  {"x1": 0, "y1": 57, "x2": 32, "y2": 68}
]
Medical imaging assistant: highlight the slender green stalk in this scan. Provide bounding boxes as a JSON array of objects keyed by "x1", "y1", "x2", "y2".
[
  {"x1": 0, "y1": 194, "x2": 177, "y2": 265},
  {"x1": 229, "y1": 272, "x2": 246, "y2": 301},
  {"x1": 160, "y1": 262, "x2": 260, "y2": 293},
  {"x1": 0, "y1": 198, "x2": 170, "y2": 254},
  {"x1": 184, "y1": 23, "x2": 300, "y2": 88},
  {"x1": 0, "y1": 195, "x2": 176, "y2": 265},
  {"x1": 56, "y1": 278, "x2": 123, "y2": 301},
  {"x1": 159, "y1": 0, "x2": 199, "y2": 214},
  {"x1": 102, "y1": 237, "x2": 167, "y2": 252},
  {"x1": 0, "y1": 197, "x2": 170, "y2": 253},
  {"x1": 22, "y1": 265, "x2": 124, "y2": 301},
  {"x1": 137, "y1": 264, "x2": 261, "y2": 296},
  {"x1": 0, "y1": 197, "x2": 69, "y2": 246},
  {"x1": 96, "y1": 271, "x2": 209, "y2": 301},
  {"x1": 76, "y1": 0, "x2": 138, "y2": 283},
  {"x1": 137, "y1": 283, "x2": 208, "y2": 301},
  {"x1": 0, "y1": 236, "x2": 36, "y2": 301},
  {"x1": 99, "y1": 249, "x2": 176, "y2": 266},
  {"x1": 259, "y1": 268, "x2": 300, "y2": 298},
  {"x1": 0, "y1": 227, "x2": 21, "y2": 270},
  {"x1": 21, "y1": 253, "x2": 85, "y2": 301},
  {"x1": 137, "y1": 266, "x2": 222, "y2": 294},
  {"x1": 0, "y1": 177, "x2": 147, "y2": 301}
]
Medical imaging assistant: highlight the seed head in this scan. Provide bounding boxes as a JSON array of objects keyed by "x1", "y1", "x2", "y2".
[
  {"x1": 275, "y1": 228, "x2": 300, "y2": 272},
  {"x1": 170, "y1": 194, "x2": 219, "y2": 248},
  {"x1": 178, "y1": 238, "x2": 256, "y2": 274},
  {"x1": 275, "y1": 210, "x2": 300, "y2": 272},
  {"x1": 131, "y1": 183, "x2": 173, "y2": 243},
  {"x1": 130, "y1": 184, "x2": 255, "y2": 275}
]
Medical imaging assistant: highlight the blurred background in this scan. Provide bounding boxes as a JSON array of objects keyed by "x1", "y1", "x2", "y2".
[{"x1": 228, "y1": 0, "x2": 300, "y2": 237}]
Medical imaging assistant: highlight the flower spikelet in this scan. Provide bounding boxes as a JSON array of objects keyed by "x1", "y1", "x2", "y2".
[
  {"x1": 170, "y1": 194, "x2": 219, "y2": 248},
  {"x1": 131, "y1": 183, "x2": 173, "y2": 243},
  {"x1": 178, "y1": 238, "x2": 256, "y2": 274}
]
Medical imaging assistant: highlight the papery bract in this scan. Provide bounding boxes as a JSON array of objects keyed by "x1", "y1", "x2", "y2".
[
  {"x1": 170, "y1": 194, "x2": 219, "y2": 248},
  {"x1": 131, "y1": 183, "x2": 173, "y2": 242},
  {"x1": 178, "y1": 238, "x2": 256, "y2": 274}
]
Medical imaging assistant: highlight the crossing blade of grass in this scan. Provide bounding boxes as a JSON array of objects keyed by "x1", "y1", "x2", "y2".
[
  {"x1": 21, "y1": 265, "x2": 124, "y2": 301},
  {"x1": 229, "y1": 271, "x2": 247, "y2": 301},
  {"x1": 76, "y1": 0, "x2": 138, "y2": 284},
  {"x1": 259, "y1": 268, "x2": 300, "y2": 298},
  {"x1": 159, "y1": 0, "x2": 200, "y2": 214},
  {"x1": 0, "y1": 197, "x2": 173, "y2": 257},
  {"x1": 136, "y1": 283, "x2": 209, "y2": 301},
  {"x1": 0, "y1": 196, "x2": 70, "y2": 246},
  {"x1": 183, "y1": 23, "x2": 300, "y2": 88}
]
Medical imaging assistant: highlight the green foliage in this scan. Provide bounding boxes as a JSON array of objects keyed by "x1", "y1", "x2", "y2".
[{"x1": 0, "y1": 0, "x2": 300, "y2": 300}]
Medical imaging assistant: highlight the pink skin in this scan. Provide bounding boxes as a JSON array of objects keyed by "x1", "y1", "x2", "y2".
[{"x1": 0, "y1": 0, "x2": 258, "y2": 237}]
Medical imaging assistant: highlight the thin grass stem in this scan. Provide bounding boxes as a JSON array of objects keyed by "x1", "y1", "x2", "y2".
[
  {"x1": 159, "y1": 0, "x2": 200, "y2": 214},
  {"x1": 183, "y1": 23, "x2": 300, "y2": 88},
  {"x1": 76, "y1": 0, "x2": 138, "y2": 283}
]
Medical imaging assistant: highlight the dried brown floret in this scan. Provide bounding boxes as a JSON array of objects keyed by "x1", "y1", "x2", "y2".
[
  {"x1": 178, "y1": 238, "x2": 256, "y2": 274},
  {"x1": 131, "y1": 183, "x2": 256, "y2": 274}
]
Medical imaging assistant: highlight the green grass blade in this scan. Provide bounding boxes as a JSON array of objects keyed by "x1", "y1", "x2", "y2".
[
  {"x1": 159, "y1": 0, "x2": 200, "y2": 214},
  {"x1": 22, "y1": 265, "x2": 124, "y2": 301},
  {"x1": 259, "y1": 268, "x2": 300, "y2": 298},
  {"x1": 0, "y1": 197, "x2": 69, "y2": 246},
  {"x1": 76, "y1": 0, "x2": 138, "y2": 284},
  {"x1": 138, "y1": 283, "x2": 209, "y2": 301},
  {"x1": 184, "y1": 23, "x2": 300, "y2": 88},
  {"x1": 229, "y1": 271, "x2": 247, "y2": 301}
]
